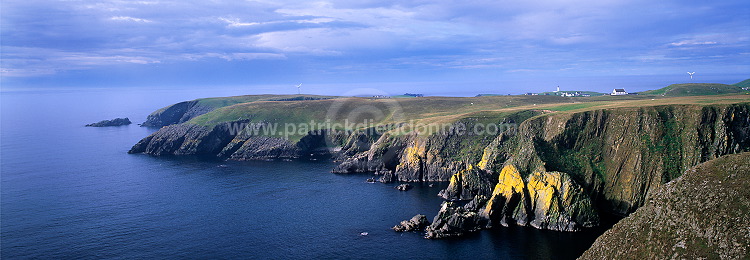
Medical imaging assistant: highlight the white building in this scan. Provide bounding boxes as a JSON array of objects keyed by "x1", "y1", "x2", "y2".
[{"x1": 611, "y1": 88, "x2": 628, "y2": 95}]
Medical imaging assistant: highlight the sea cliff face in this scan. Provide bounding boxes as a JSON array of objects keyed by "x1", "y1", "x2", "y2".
[
  {"x1": 130, "y1": 101, "x2": 750, "y2": 237},
  {"x1": 579, "y1": 152, "x2": 750, "y2": 259}
]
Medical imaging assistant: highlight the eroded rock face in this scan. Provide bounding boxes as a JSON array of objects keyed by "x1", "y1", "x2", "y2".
[
  {"x1": 483, "y1": 165, "x2": 528, "y2": 227},
  {"x1": 392, "y1": 214, "x2": 430, "y2": 232},
  {"x1": 438, "y1": 164, "x2": 494, "y2": 201},
  {"x1": 482, "y1": 165, "x2": 599, "y2": 231},
  {"x1": 526, "y1": 171, "x2": 599, "y2": 231}
]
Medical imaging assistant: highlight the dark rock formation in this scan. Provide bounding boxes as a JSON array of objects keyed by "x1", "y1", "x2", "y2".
[
  {"x1": 392, "y1": 214, "x2": 430, "y2": 232},
  {"x1": 377, "y1": 170, "x2": 395, "y2": 183},
  {"x1": 395, "y1": 184, "x2": 412, "y2": 191},
  {"x1": 86, "y1": 117, "x2": 131, "y2": 127},
  {"x1": 129, "y1": 123, "x2": 235, "y2": 156},
  {"x1": 580, "y1": 152, "x2": 750, "y2": 259},
  {"x1": 129, "y1": 122, "x2": 343, "y2": 159},
  {"x1": 425, "y1": 202, "x2": 486, "y2": 239}
]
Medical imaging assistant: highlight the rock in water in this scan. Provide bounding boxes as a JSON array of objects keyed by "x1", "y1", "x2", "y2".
[
  {"x1": 86, "y1": 118, "x2": 132, "y2": 127},
  {"x1": 424, "y1": 202, "x2": 485, "y2": 239},
  {"x1": 377, "y1": 170, "x2": 395, "y2": 183},
  {"x1": 394, "y1": 184, "x2": 412, "y2": 191},
  {"x1": 392, "y1": 214, "x2": 430, "y2": 232}
]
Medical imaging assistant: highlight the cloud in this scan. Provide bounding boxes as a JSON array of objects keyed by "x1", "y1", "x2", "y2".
[
  {"x1": 670, "y1": 40, "x2": 718, "y2": 46},
  {"x1": 110, "y1": 16, "x2": 152, "y2": 23},
  {"x1": 1, "y1": 0, "x2": 748, "y2": 84},
  {"x1": 182, "y1": 52, "x2": 286, "y2": 61},
  {"x1": 219, "y1": 17, "x2": 260, "y2": 27}
]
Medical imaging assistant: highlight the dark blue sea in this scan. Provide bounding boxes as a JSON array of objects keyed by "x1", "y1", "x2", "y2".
[{"x1": 1, "y1": 88, "x2": 607, "y2": 259}]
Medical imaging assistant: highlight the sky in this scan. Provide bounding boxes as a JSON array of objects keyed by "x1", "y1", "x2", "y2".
[{"x1": 1, "y1": 0, "x2": 749, "y2": 94}]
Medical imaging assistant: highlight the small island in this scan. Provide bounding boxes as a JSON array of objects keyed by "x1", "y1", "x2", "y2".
[{"x1": 86, "y1": 118, "x2": 132, "y2": 127}]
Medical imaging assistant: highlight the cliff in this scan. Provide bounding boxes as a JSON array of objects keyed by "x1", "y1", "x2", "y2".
[
  {"x1": 130, "y1": 94, "x2": 750, "y2": 237},
  {"x1": 579, "y1": 152, "x2": 750, "y2": 259}
]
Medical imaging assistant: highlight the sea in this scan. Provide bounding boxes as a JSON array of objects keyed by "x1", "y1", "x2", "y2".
[{"x1": 1, "y1": 87, "x2": 610, "y2": 259}]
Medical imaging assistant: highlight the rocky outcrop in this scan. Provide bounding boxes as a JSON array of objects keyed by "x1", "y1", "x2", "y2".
[
  {"x1": 129, "y1": 123, "x2": 234, "y2": 156},
  {"x1": 437, "y1": 164, "x2": 494, "y2": 201},
  {"x1": 525, "y1": 170, "x2": 599, "y2": 231},
  {"x1": 140, "y1": 100, "x2": 212, "y2": 127},
  {"x1": 377, "y1": 170, "x2": 395, "y2": 183},
  {"x1": 395, "y1": 184, "x2": 412, "y2": 191},
  {"x1": 482, "y1": 165, "x2": 529, "y2": 227},
  {"x1": 129, "y1": 122, "x2": 342, "y2": 159},
  {"x1": 392, "y1": 214, "x2": 430, "y2": 232},
  {"x1": 86, "y1": 117, "x2": 131, "y2": 127},
  {"x1": 331, "y1": 123, "x2": 500, "y2": 182},
  {"x1": 579, "y1": 152, "x2": 750, "y2": 259},
  {"x1": 425, "y1": 201, "x2": 486, "y2": 239},
  {"x1": 433, "y1": 164, "x2": 601, "y2": 233}
]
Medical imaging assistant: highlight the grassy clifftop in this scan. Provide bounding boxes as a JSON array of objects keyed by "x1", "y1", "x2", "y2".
[{"x1": 641, "y1": 83, "x2": 747, "y2": 96}]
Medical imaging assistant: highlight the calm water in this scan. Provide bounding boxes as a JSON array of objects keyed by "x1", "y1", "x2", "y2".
[{"x1": 1, "y1": 88, "x2": 606, "y2": 259}]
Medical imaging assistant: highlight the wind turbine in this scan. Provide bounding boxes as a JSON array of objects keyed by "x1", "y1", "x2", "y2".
[
  {"x1": 687, "y1": 72, "x2": 695, "y2": 80},
  {"x1": 296, "y1": 83, "x2": 302, "y2": 94}
]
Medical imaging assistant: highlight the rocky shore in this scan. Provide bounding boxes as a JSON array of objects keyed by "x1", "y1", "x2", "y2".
[{"x1": 129, "y1": 98, "x2": 750, "y2": 239}]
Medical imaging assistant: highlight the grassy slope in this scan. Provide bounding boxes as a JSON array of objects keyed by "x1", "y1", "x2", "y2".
[
  {"x1": 188, "y1": 95, "x2": 635, "y2": 126},
  {"x1": 734, "y1": 78, "x2": 750, "y2": 88},
  {"x1": 188, "y1": 94, "x2": 750, "y2": 126},
  {"x1": 150, "y1": 94, "x2": 338, "y2": 114},
  {"x1": 580, "y1": 152, "x2": 750, "y2": 259},
  {"x1": 641, "y1": 83, "x2": 747, "y2": 96}
]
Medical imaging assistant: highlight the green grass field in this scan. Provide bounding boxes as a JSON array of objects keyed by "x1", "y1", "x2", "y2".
[{"x1": 181, "y1": 79, "x2": 749, "y2": 141}]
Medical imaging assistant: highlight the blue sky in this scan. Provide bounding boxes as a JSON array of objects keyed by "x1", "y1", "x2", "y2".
[{"x1": 1, "y1": 0, "x2": 749, "y2": 94}]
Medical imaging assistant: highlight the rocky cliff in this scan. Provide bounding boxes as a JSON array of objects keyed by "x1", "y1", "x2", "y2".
[
  {"x1": 129, "y1": 121, "x2": 347, "y2": 159},
  {"x1": 419, "y1": 103, "x2": 749, "y2": 238},
  {"x1": 130, "y1": 98, "x2": 750, "y2": 237},
  {"x1": 579, "y1": 152, "x2": 750, "y2": 259}
]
